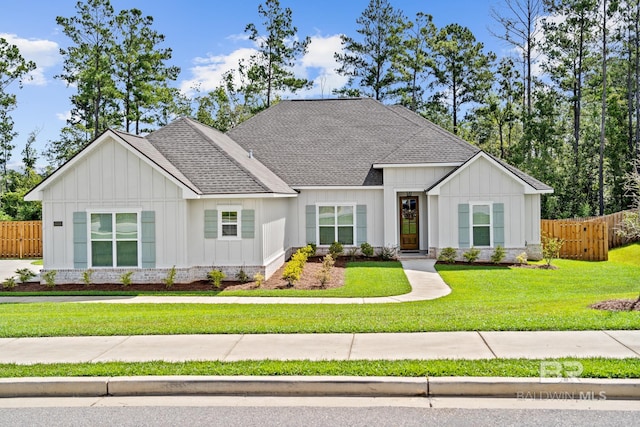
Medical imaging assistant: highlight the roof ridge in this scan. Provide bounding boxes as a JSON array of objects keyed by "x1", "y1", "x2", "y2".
[{"x1": 183, "y1": 118, "x2": 272, "y2": 193}]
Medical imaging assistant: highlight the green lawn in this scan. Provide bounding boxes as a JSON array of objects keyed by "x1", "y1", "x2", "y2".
[
  {"x1": 2, "y1": 261, "x2": 410, "y2": 298},
  {"x1": 1, "y1": 358, "x2": 638, "y2": 378},
  {"x1": 220, "y1": 261, "x2": 411, "y2": 297},
  {"x1": 0, "y1": 244, "x2": 638, "y2": 337}
]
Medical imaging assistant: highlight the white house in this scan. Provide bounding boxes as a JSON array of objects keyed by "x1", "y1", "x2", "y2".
[{"x1": 25, "y1": 98, "x2": 552, "y2": 283}]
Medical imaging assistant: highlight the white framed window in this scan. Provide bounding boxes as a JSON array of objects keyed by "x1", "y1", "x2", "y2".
[
  {"x1": 317, "y1": 204, "x2": 356, "y2": 246},
  {"x1": 218, "y1": 206, "x2": 241, "y2": 240},
  {"x1": 89, "y1": 211, "x2": 140, "y2": 267},
  {"x1": 470, "y1": 202, "x2": 492, "y2": 247}
]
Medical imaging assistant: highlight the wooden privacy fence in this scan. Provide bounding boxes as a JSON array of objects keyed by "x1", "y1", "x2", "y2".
[
  {"x1": 540, "y1": 209, "x2": 637, "y2": 261},
  {"x1": 0, "y1": 221, "x2": 42, "y2": 258}
]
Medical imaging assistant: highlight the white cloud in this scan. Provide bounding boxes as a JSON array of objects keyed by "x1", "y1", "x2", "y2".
[
  {"x1": 180, "y1": 47, "x2": 257, "y2": 94},
  {"x1": 179, "y1": 34, "x2": 347, "y2": 100},
  {"x1": 56, "y1": 111, "x2": 71, "y2": 122},
  {"x1": 0, "y1": 33, "x2": 59, "y2": 86}
]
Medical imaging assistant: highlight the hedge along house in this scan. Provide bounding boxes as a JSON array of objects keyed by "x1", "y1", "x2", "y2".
[{"x1": 26, "y1": 98, "x2": 552, "y2": 284}]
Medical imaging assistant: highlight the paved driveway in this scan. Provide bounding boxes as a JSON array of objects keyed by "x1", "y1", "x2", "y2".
[{"x1": 0, "y1": 259, "x2": 42, "y2": 282}]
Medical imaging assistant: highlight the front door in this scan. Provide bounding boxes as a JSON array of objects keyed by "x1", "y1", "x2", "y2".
[{"x1": 399, "y1": 196, "x2": 419, "y2": 250}]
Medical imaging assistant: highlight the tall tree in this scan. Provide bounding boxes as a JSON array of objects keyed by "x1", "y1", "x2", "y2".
[
  {"x1": 244, "y1": 0, "x2": 311, "y2": 109},
  {"x1": 0, "y1": 37, "x2": 35, "y2": 192},
  {"x1": 430, "y1": 23, "x2": 496, "y2": 135},
  {"x1": 334, "y1": 0, "x2": 404, "y2": 101},
  {"x1": 113, "y1": 8, "x2": 180, "y2": 134},
  {"x1": 391, "y1": 12, "x2": 436, "y2": 111},
  {"x1": 490, "y1": 0, "x2": 543, "y2": 116},
  {"x1": 22, "y1": 128, "x2": 40, "y2": 171},
  {"x1": 542, "y1": 0, "x2": 599, "y2": 213},
  {"x1": 57, "y1": 0, "x2": 119, "y2": 140}
]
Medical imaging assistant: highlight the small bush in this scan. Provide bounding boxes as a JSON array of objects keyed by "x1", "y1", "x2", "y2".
[
  {"x1": 378, "y1": 244, "x2": 397, "y2": 261},
  {"x1": 253, "y1": 272, "x2": 265, "y2": 288},
  {"x1": 2, "y1": 277, "x2": 17, "y2": 289},
  {"x1": 236, "y1": 267, "x2": 250, "y2": 283},
  {"x1": 42, "y1": 270, "x2": 57, "y2": 288},
  {"x1": 360, "y1": 242, "x2": 374, "y2": 258},
  {"x1": 542, "y1": 234, "x2": 565, "y2": 267},
  {"x1": 162, "y1": 266, "x2": 177, "y2": 289},
  {"x1": 316, "y1": 253, "x2": 335, "y2": 287},
  {"x1": 490, "y1": 245, "x2": 506, "y2": 264},
  {"x1": 301, "y1": 244, "x2": 315, "y2": 258},
  {"x1": 515, "y1": 252, "x2": 528, "y2": 265},
  {"x1": 282, "y1": 261, "x2": 302, "y2": 286},
  {"x1": 437, "y1": 247, "x2": 457, "y2": 263},
  {"x1": 208, "y1": 269, "x2": 226, "y2": 288},
  {"x1": 82, "y1": 269, "x2": 94, "y2": 286},
  {"x1": 347, "y1": 246, "x2": 358, "y2": 260},
  {"x1": 120, "y1": 271, "x2": 134, "y2": 286},
  {"x1": 15, "y1": 268, "x2": 36, "y2": 283},
  {"x1": 328, "y1": 241, "x2": 343, "y2": 258},
  {"x1": 306, "y1": 243, "x2": 317, "y2": 256},
  {"x1": 462, "y1": 247, "x2": 480, "y2": 263}
]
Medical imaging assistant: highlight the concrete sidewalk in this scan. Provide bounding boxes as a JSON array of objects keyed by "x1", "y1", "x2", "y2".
[
  {"x1": 1, "y1": 331, "x2": 638, "y2": 365},
  {"x1": 0, "y1": 259, "x2": 451, "y2": 304}
]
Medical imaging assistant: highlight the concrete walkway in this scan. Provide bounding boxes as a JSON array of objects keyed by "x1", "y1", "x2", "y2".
[
  {"x1": 0, "y1": 259, "x2": 451, "y2": 304},
  {"x1": 1, "y1": 331, "x2": 639, "y2": 365}
]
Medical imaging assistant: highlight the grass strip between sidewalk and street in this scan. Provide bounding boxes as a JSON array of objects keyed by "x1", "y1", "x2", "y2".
[{"x1": 0, "y1": 358, "x2": 638, "y2": 378}]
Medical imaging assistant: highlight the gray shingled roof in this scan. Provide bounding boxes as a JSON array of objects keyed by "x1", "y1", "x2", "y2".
[
  {"x1": 229, "y1": 98, "x2": 551, "y2": 191},
  {"x1": 113, "y1": 130, "x2": 200, "y2": 195},
  {"x1": 145, "y1": 118, "x2": 296, "y2": 195},
  {"x1": 229, "y1": 98, "x2": 478, "y2": 186}
]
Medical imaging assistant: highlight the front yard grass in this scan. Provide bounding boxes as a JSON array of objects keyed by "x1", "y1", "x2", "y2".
[
  {"x1": 1, "y1": 358, "x2": 638, "y2": 378},
  {"x1": 0, "y1": 244, "x2": 638, "y2": 337}
]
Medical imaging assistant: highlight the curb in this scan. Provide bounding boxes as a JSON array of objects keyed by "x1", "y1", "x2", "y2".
[{"x1": 0, "y1": 376, "x2": 639, "y2": 399}]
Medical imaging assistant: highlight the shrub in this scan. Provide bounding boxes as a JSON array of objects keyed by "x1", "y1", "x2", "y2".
[
  {"x1": 82, "y1": 269, "x2": 94, "y2": 286},
  {"x1": 208, "y1": 269, "x2": 226, "y2": 288},
  {"x1": 306, "y1": 243, "x2": 317, "y2": 256},
  {"x1": 15, "y1": 268, "x2": 36, "y2": 283},
  {"x1": 437, "y1": 247, "x2": 457, "y2": 263},
  {"x1": 2, "y1": 277, "x2": 17, "y2": 289},
  {"x1": 42, "y1": 270, "x2": 57, "y2": 288},
  {"x1": 347, "y1": 246, "x2": 358, "y2": 260},
  {"x1": 301, "y1": 244, "x2": 315, "y2": 258},
  {"x1": 282, "y1": 261, "x2": 302, "y2": 286},
  {"x1": 328, "y1": 241, "x2": 343, "y2": 258},
  {"x1": 490, "y1": 245, "x2": 506, "y2": 264},
  {"x1": 316, "y1": 253, "x2": 335, "y2": 287},
  {"x1": 236, "y1": 267, "x2": 250, "y2": 283},
  {"x1": 360, "y1": 242, "x2": 374, "y2": 258},
  {"x1": 162, "y1": 266, "x2": 177, "y2": 289},
  {"x1": 120, "y1": 271, "x2": 134, "y2": 286},
  {"x1": 542, "y1": 234, "x2": 565, "y2": 267},
  {"x1": 462, "y1": 247, "x2": 480, "y2": 263},
  {"x1": 378, "y1": 244, "x2": 397, "y2": 261},
  {"x1": 515, "y1": 252, "x2": 528, "y2": 265},
  {"x1": 282, "y1": 246, "x2": 311, "y2": 286},
  {"x1": 253, "y1": 272, "x2": 265, "y2": 288}
]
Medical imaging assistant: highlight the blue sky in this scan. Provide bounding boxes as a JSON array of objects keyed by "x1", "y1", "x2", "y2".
[{"x1": 1, "y1": 0, "x2": 503, "y2": 169}]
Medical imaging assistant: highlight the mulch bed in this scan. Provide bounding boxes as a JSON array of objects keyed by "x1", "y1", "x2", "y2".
[
  {"x1": 0, "y1": 256, "x2": 350, "y2": 293},
  {"x1": 591, "y1": 299, "x2": 640, "y2": 312}
]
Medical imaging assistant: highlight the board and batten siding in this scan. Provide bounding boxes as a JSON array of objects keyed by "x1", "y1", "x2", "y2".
[
  {"x1": 434, "y1": 156, "x2": 527, "y2": 248},
  {"x1": 382, "y1": 166, "x2": 454, "y2": 249},
  {"x1": 41, "y1": 137, "x2": 187, "y2": 270},
  {"x1": 289, "y1": 189, "x2": 384, "y2": 248}
]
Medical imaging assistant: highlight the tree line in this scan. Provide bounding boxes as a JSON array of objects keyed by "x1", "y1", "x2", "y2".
[{"x1": 1, "y1": 0, "x2": 639, "y2": 221}]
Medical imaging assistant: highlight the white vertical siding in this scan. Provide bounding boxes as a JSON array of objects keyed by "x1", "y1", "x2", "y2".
[
  {"x1": 382, "y1": 166, "x2": 454, "y2": 249},
  {"x1": 291, "y1": 189, "x2": 384, "y2": 247},
  {"x1": 437, "y1": 156, "x2": 529, "y2": 248},
  {"x1": 40, "y1": 137, "x2": 187, "y2": 269},
  {"x1": 524, "y1": 194, "x2": 541, "y2": 244}
]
